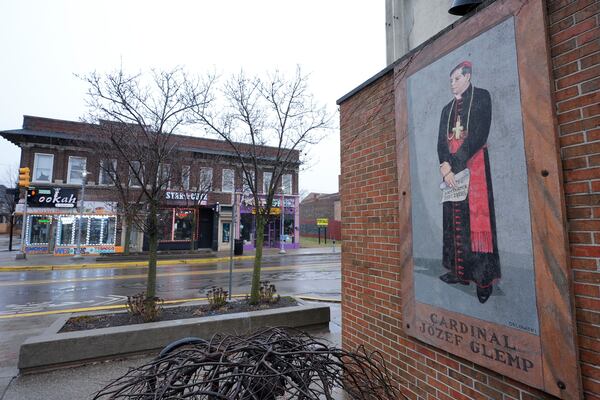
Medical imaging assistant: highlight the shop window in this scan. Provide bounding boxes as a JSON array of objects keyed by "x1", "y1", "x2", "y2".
[
  {"x1": 158, "y1": 209, "x2": 174, "y2": 241},
  {"x1": 263, "y1": 172, "x2": 272, "y2": 194},
  {"x1": 99, "y1": 159, "x2": 117, "y2": 185},
  {"x1": 67, "y1": 156, "x2": 87, "y2": 185},
  {"x1": 89, "y1": 218, "x2": 103, "y2": 244},
  {"x1": 79, "y1": 217, "x2": 89, "y2": 244},
  {"x1": 240, "y1": 213, "x2": 254, "y2": 243},
  {"x1": 174, "y1": 210, "x2": 193, "y2": 240},
  {"x1": 282, "y1": 174, "x2": 292, "y2": 195},
  {"x1": 59, "y1": 216, "x2": 75, "y2": 245},
  {"x1": 33, "y1": 153, "x2": 54, "y2": 183},
  {"x1": 102, "y1": 218, "x2": 116, "y2": 244},
  {"x1": 27, "y1": 215, "x2": 52, "y2": 244},
  {"x1": 222, "y1": 169, "x2": 234, "y2": 192},
  {"x1": 200, "y1": 167, "x2": 213, "y2": 191},
  {"x1": 222, "y1": 222, "x2": 231, "y2": 243}
]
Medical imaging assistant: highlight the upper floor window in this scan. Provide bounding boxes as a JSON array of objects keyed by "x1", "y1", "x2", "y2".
[
  {"x1": 263, "y1": 172, "x2": 272, "y2": 194},
  {"x1": 199, "y1": 167, "x2": 213, "y2": 192},
  {"x1": 181, "y1": 166, "x2": 190, "y2": 190},
  {"x1": 282, "y1": 174, "x2": 292, "y2": 194},
  {"x1": 159, "y1": 164, "x2": 171, "y2": 189},
  {"x1": 33, "y1": 153, "x2": 54, "y2": 183},
  {"x1": 129, "y1": 161, "x2": 142, "y2": 187},
  {"x1": 222, "y1": 169, "x2": 234, "y2": 192},
  {"x1": 99, "y1": 159, "x2": 117, "y2": 185},
  {"x1": 243, "y1": 170, "x2": 255, "y2": 194},
  {"x1": 67, "y1": 156, "x2": 87, "y2": 185}
]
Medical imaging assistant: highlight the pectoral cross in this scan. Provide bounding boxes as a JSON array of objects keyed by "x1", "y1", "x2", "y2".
[{"x1": 452, "y1": 116, "x2": 464, "y2": 140}]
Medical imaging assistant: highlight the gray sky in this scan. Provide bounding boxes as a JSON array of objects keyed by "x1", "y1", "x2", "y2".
[{"x1": 0, "y1": 0, "x2": 385, "y2": 193}]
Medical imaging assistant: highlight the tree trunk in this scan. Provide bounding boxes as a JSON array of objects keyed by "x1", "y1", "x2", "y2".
[
  {"x1": 147, "y1": 202, "x2": 159, "y2": 299},
  {"x1": 190, "y1": 209, "x2": 197, "y2": 251},
  {"x1": 8, "y1": 214, "x2": 14, "y2": 251},
  {"x1": 123, "y1": 214, "x2": 132, "y2": 256},
  {"x1": 249, "y1": 214, "x2": 265, "y2": 304}
]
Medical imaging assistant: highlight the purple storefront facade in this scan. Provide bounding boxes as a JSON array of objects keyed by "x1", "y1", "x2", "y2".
[{"x1": 236, "y1": 194, "x2": 300, "y2": 251}]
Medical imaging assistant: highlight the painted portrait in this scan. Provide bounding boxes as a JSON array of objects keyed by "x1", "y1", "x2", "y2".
[{"x1": 407, "y1": 17, "x2": 539, "y2": 335}]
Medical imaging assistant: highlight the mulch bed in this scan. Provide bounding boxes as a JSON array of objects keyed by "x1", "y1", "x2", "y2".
[{"x1": 59, "y1": 297, "x2": 297, "y2": 333}]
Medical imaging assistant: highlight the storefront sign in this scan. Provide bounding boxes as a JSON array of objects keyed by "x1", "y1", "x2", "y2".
[
  {"x1": 27, "y1": 187, "x2": 77, "y2": 208},
  {"x1": 165, "y1": 191, "x2": 205, "y2": 201}
]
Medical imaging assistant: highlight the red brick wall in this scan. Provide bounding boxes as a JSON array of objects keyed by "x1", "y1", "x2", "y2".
[{"x1": 339, "y1": 1, "x2": 599, "y2": 399}]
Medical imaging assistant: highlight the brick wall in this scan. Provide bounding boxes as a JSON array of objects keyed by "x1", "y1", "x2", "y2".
[
  {"x1": 299, "y1": 193, "x2": 341, "y2": 239},
  {"x1": 339, "y1": 1, "x2": 599, "y2": 399}
]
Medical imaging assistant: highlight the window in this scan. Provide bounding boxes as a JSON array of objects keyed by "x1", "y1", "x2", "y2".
[
  {"x1": 102, "y1": 218, "x2": 116, "y2": 244},
  {"x1": 99, "y1": 159, "x2": 117, "y2": 185},
  {"x1": 59, "y1": 216, "x2": 75, "y2": 245},
  {"x1": 129, "y1": 161, "x2": 142, "y2": 187},
  {"x1": 222, "y1": 169, "x2": 234, "y2": 192},
  {"x1": 56, "y1": 216, "x2": 116, "y2": 246},
  {"x1": 27, "y1": 215, "x2": 52, "y2": 244},
  {"x1": 263, "y1": 172, "x2": 272, "y2": 194},
  {"x1": 243, "y1": 171, "x2": 255, "y2": 194},
  {"x1": 174, "y1": 210, "x2": 193, "y2": 240},
  {"x1": 157, "y1": 209, "x2": 174, "y2": 241},
  {"x1": 222, "y1": 222, "x2": 231, "y2": 243},
  {"x1": 282, "y1": 174, "x2": 292, "y2": 194},
  {"x1": 199, "y1": 167, "x2": 213, "y2": 191},
  {"x1": 158, "y1": 208, "x2": 194, "y2": 241},
  {"x1": 181, "y1": 166, "x2": 190, "y2": 190},
  {"x1": 33, "y1": 153, "x2": 54, "y2": 182},
  {"x1": 159, "y1": 164, "x2": 171, "y2": 188},
  {"x1": 67, "y1": 156, "x2": 87, "y2": 184}
]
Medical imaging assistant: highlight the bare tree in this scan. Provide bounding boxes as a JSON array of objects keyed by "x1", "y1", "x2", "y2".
[
  {"x1": 1, "y1": 165, "x2": 19, "y2": 251},
  {"x1": 81, "y1": 67, "x2": 213, "y2": 310},
  {"x1": 193, "y1": 67, "x2": 331, "y2": 304}
]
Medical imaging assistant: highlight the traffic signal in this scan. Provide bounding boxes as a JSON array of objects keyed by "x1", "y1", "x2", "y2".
[{"x1": 18, "y1": 167, "x2": 30, "y2": 188}]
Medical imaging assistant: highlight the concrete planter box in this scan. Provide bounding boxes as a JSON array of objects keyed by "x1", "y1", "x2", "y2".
[{"x1": 19, "y1": 300, "x2": 330, "y2": 373}]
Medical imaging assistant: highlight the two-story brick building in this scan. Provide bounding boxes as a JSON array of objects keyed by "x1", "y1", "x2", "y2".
[{"x1": 0, "y1": 116, "x2": 301, "y2": 256}]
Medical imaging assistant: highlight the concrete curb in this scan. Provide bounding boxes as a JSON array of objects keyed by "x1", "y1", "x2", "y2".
[
  {"x1": 0, "y1": 250, "x2": 339, "y2": 273},
  {"x1": 18, "y1": 300, "x2": 331, "y2": 372}
]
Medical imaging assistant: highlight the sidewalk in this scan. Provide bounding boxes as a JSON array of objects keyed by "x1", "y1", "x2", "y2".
[
  {"x1": 0, "y1": 303, "x2": 341, "y2": 400},
  {"x1": 0, "y1": 246, "x2": 340, "y2": 271}
]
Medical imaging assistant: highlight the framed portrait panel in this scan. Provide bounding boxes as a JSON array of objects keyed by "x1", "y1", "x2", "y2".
[{"x1": 395, "y1": 0, "x2": 581, "y2": 398}]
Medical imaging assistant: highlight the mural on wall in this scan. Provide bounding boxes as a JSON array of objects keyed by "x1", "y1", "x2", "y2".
[
  {"x1": 404, "y1": 17, "x2": 546, "y2": 387},
  {"x1": 437, "y1": 61, "x2": 500, "y2": 305}
]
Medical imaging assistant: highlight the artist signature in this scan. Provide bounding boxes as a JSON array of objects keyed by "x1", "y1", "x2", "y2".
[{"x1": 507, "y1": 321, "x2": 537, "y2": 334}]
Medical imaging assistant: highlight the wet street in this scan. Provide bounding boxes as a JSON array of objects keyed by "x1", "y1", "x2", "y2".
[{"x1": 0, "y1": 253, "x2": 341, "y2": 316}]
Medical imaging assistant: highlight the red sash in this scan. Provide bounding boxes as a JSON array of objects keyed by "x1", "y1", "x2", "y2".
[{"x1": 448, "y1": 138, "x2": 493, "y2": 253}]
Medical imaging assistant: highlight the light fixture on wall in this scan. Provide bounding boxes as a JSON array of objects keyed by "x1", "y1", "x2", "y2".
[{"x1": 449, "y1": 0, "x2": 482, "y2": 15}]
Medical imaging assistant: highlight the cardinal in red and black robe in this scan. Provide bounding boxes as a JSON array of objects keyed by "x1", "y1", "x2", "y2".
[{"x1": 437, "y1": 61, "x2": 501, "y2": 304}]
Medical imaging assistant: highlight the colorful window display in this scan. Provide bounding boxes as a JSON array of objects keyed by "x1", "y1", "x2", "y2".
[{"x1": 158, "y1": 208, "x2": 194, "y2": 242}]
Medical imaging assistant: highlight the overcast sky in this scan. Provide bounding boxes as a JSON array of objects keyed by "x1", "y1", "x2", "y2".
[{"x1": 0, "y1": 1, "x2": 385, "y2": 193}]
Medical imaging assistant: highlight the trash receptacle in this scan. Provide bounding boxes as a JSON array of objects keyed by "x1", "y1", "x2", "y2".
[{"x1": 234, "y1": 239, "x2": 244, "y2": 256}]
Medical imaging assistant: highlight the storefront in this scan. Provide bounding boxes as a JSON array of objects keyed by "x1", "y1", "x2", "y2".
[
  {"x1": 238, "y1": 194, "x2": 300, "y2": 250},
  {"x1": 20, "y1": 187, "x2": 119, "y2": 255},
  {"x1": 142, "y1": 190, "x2": 218, "y2": 251}
]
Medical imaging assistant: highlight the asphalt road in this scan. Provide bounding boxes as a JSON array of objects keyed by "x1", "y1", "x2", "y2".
[{"x1": 0, "y1": 253, "x2": 341, "y2": 316}]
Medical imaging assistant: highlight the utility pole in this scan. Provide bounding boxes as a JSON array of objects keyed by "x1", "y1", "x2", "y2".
[
  {"x1": 73, "y1": 171, "x2": 88, "y2": 260},
  {"x1": 16, "y1": 167, "x2": 30, "y2": 260}
]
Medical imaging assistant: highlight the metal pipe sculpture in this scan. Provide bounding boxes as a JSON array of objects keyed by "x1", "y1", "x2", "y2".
[{"x1": 93, "y1": 327, "x2": 404, "y2": 399}]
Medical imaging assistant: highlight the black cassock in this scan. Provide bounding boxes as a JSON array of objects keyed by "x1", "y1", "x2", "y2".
[{"x1": 437, "y1": 85, "x2": 501, "y2": 288}]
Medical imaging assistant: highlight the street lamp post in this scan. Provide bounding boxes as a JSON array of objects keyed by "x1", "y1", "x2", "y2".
[
  {"x1": 73, "y1": 171, "x2": 88, "y2": 260},
  {"x1": 279, "y1": 186, "x2": 286, "y2": 255}
]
